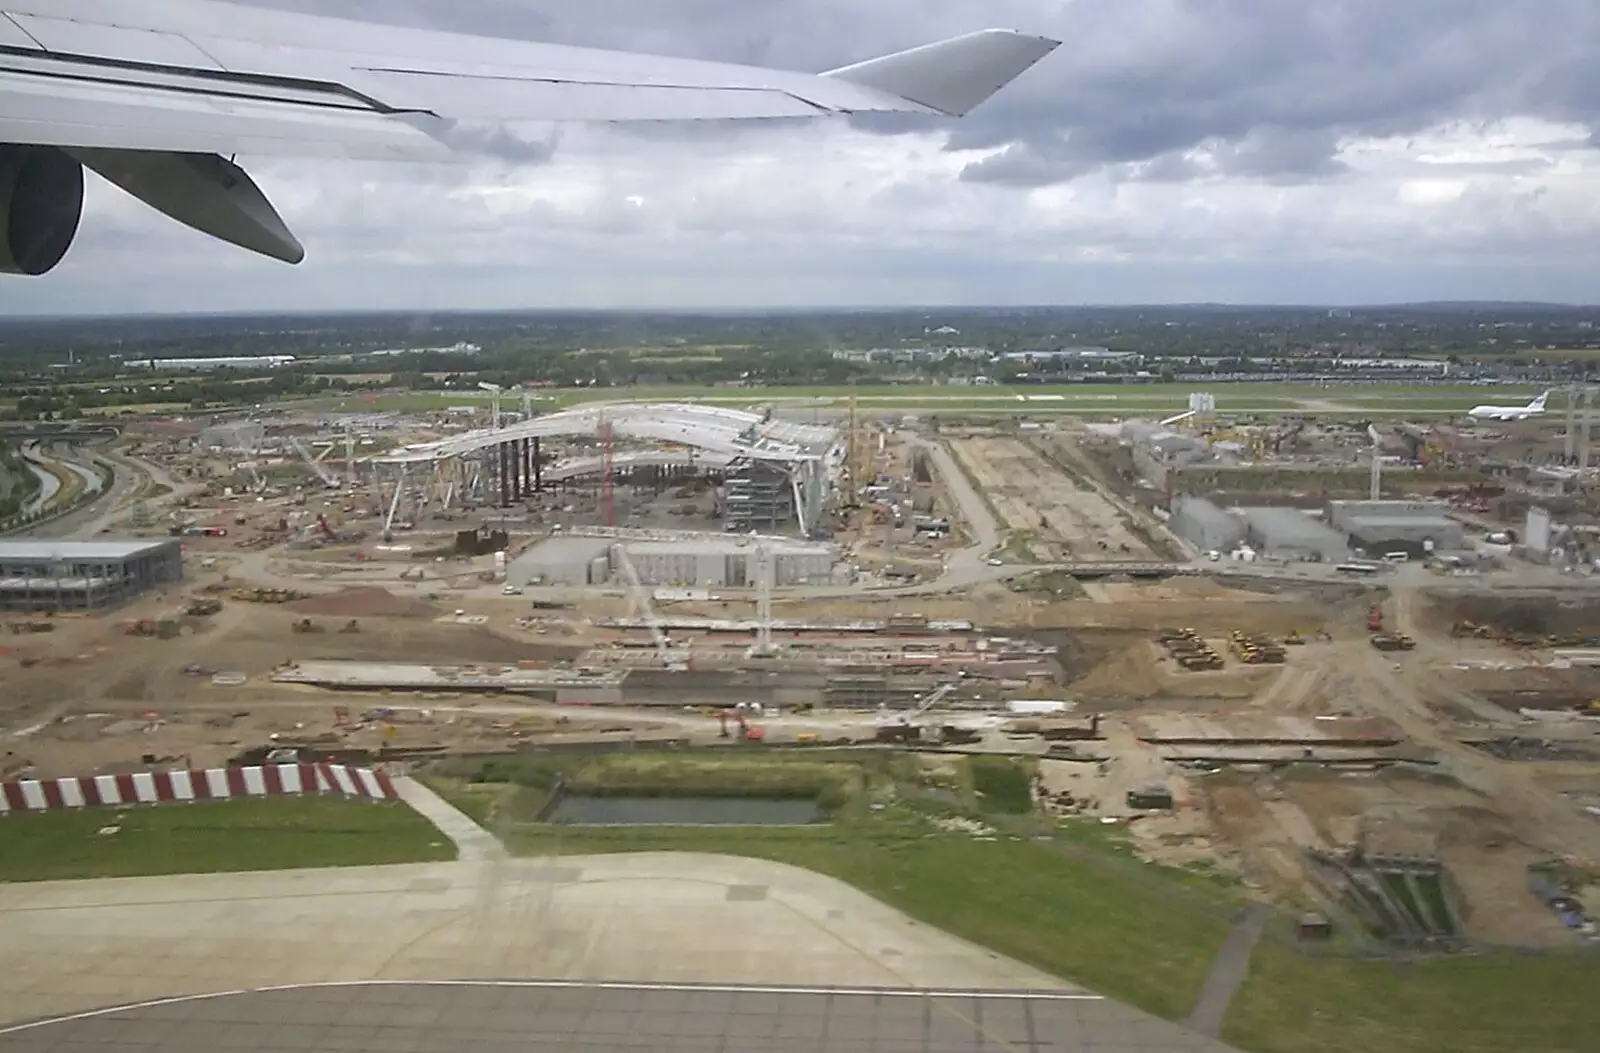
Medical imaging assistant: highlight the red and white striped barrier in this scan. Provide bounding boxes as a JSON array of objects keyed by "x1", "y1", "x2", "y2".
[{"x1": 0, "y1": 763, "x2": 396, "y2": 814}]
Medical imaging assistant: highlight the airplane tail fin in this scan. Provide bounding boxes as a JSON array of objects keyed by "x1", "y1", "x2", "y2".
[
  {"x1": 820, "y1": 29, "x2": 1060, "y2": 117},
  {"x1": 1531, "y1": 390, "x2": 1551, "y2": 411}
]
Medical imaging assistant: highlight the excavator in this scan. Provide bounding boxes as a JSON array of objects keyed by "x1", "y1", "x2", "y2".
[{"x1": 717, "y1": 707, "x2": 765, "y2": 742}]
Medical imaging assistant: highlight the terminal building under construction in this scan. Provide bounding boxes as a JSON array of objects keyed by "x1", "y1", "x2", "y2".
[{"x1": 0, "y1": 539, "x2": 183, "y2": 613}]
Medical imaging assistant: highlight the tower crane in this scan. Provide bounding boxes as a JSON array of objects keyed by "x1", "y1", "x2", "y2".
[
  {"x1": 1366, "y1": 423, "x2": 1383, "y2": 500},
  {"x1": 290, "y1": 436, "x2": 341, "y2": 489},
  {"x1": 749, "y1": 543, "x2": 777, "y2": 657},
  {"x1": 477, "y1": 381, "x2": 504, "y2": 430}
]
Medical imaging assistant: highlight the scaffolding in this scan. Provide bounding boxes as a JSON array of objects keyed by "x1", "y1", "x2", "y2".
[{"x1": 722, "y1": 461, "x2": 794, "y2": 531}]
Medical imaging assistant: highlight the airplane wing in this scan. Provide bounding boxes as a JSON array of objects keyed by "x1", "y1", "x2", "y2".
[
  {"x1": 0, "y1": 0, "x2": 1060, "y2": 161},
  {"x1": 0, "y1": 0, "x2": 1058, "y2": 274}
]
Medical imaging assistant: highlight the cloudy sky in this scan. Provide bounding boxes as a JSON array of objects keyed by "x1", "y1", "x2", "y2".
[{"x1": 10, "y1": 0, "x2": 1600, "y2": 314}]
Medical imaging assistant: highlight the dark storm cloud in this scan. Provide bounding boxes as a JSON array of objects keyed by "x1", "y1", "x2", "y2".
[{"x1": 952, "y1": 0, "x2": 1600, "y2": 186}]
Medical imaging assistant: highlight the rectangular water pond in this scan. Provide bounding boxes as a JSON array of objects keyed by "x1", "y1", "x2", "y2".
[{"x1": 549, "y1": 795, "x2": 821, "y2": 826}]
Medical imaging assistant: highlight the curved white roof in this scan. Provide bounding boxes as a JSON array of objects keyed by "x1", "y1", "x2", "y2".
[{"x1": 374, "y1": 402, "x2": 836, "y2": 466}]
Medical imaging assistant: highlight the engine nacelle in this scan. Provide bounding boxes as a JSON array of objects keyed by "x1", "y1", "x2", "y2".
[{"x1": 0, "y1": 144, "x2": 84, "y2": 275}]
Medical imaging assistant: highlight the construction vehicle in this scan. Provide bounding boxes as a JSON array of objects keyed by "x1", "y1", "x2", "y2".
[
  {"x1": 1157, "y1": 625, "x2": 1224, "y2": 670},
  {"x1": 124, "y1": 618, "x2": 179, "y2": 638},
  {"x1": 1370, "y1": 633, "x2": 1416, "y2": 652},
  {"x1": 1451, "y1": 620, "x2": 1493, "y2": 639},
  {"x1": 1283, "y1": 630, "x2": 1305, "y2": 645},
  {"x1": 1367, "y1": 605, "x2": 1385, "y2": 632},
  {"x1": 231, "y1": 587, "x2": 306, "y2": 603},
  {"x1": 1229, "y1": 631, "x2": 1287, "y2": 664},
  {"x1": 338, "y1": 619, "x2": 360, "y2": 633},
  {"x1": 874, "y1": 723, "x2": 922, "y2": 744},
  {"x1": 185, "y1": 597, "x2": 222, "y2": 616},
  {"x1": 716, "y1": 707, "x2": 764, "y2": 741},
  {"x1": 6, "y1": 621, "x2": 54, "y2": 635},
  {"x1": 291, "y1": 618, "x2": 326, "y2": 634},
  {"x1": 613, "y1": 543, "x2": 689, "y2": 671}
]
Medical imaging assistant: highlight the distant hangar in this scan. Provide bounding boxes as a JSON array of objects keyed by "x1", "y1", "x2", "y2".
[{"x1": 1171, "y1": 498, "x2": 1463, "y2": 560}]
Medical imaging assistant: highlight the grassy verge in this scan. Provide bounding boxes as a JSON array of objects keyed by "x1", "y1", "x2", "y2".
[
  {"x1": 426, "y1": 748, "x2": 1596, "y2": 1053},
  {"x1": 968, "y1": 755, "x2": 1035, "y2": 813},
  {"x1": 1225, "y1": 945, "x2": 1596, "y2": 1053},
  {"x1": 0, "y1": 796, "x2": 455, "y2": 882}
]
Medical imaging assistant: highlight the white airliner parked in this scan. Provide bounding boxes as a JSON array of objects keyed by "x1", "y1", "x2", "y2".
[
  {"x1": 0, "y1": 0, "x2": 1058, "y2": 274},
  {"x1": 1467, "y1": 391, "x2": 1551, "y2": 421}
]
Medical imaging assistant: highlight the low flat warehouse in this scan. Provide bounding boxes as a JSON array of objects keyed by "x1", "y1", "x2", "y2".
[{"x1": 0, "y1": 539, "x2": 183, "y2": 613}]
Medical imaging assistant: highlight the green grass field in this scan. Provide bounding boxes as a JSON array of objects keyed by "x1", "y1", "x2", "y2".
[
  {"x1": 426, "y1": 750, "x2": 1596, "y2": 1053},
  {"x1": 0, "y1": 796, "x2": 455, "y2": 882},
  {"x1": 308, "y1": 382, "x2": 1550, "y2": 418},
  {"x1": 1225, "y1": 946, "x2": 1595, "y2": 1053}
]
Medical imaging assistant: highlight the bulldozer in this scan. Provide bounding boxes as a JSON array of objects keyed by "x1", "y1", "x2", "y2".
[
  {"x1": 1370, "y1": 633, "x2": 1416, "y2": 652},
  {"x1": 185, "y1": 597, "x2": 222, "y2": 616},
  {"x1": 291, "y1": 618, "x2": 326, "y2": 634}
]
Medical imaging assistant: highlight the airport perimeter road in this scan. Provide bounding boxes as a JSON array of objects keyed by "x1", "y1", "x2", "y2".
[
  {"x1": 0, "y1": 854, "x2": 1075, "y2": 1026},
  {"x1": 67, "y1": 448, "x2": 190, "y2": 538}
]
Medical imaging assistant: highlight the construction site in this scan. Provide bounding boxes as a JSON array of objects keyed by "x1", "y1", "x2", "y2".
[{"x1": 3, "y1": 393, "x2": 1599, "y2": 955}]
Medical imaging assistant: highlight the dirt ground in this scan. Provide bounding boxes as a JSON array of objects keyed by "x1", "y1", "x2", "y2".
[
  {"x1": 0, "y1": 581, "x2": 610, "y2": 780},
  {"x1": 4, "y1": 522, "x2": 1599, "y2": 955},
  {"x1": 946, "y1": 434, "x2": 1158, "y2": 561},
  {"x1": 1202, "y1": 769, "x2": 1574, "y2": 946},
  {"x1": 770, "y1": 576, "x2": 1336, "y2": 633}
]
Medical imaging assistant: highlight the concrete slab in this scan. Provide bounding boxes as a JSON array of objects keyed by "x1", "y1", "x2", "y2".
[
  {"x1": 0, "y1": 854, "x2": 1073, "y2": 1025},
  {"x1": 0, "y1": 980, "x2": 1239, "y2": 1053}
]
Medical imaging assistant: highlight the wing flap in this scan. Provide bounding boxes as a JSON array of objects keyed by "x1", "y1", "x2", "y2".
[
  {"x1": 190, "y1": 33, "x2": 940, "y2": 122},
  {"x1": 0, "y1": 66, "x2": 454, "y2": 161},
  {"x1": 348, "y1": 69, "x2": 831, "y2": 122}
]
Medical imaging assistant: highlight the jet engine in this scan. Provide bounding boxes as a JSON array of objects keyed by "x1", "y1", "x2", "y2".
[{"x1": 0, "y1": 144, "x2": 84, "y2": 276}]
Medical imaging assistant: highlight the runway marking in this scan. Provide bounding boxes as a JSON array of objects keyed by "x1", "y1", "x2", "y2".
[{"x1": 0, "y1": 979, "x2": 1103, "y2": 1034}]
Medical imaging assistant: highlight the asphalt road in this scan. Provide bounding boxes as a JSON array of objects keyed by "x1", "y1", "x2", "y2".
[{"x1": 16, "y1": 446, "x2": 189, "y2": 539}]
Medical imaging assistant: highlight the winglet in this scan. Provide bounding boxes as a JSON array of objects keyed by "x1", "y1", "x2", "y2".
[{"x1": 820, "y1": 29, "x2": 1060, "y2": 117}]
